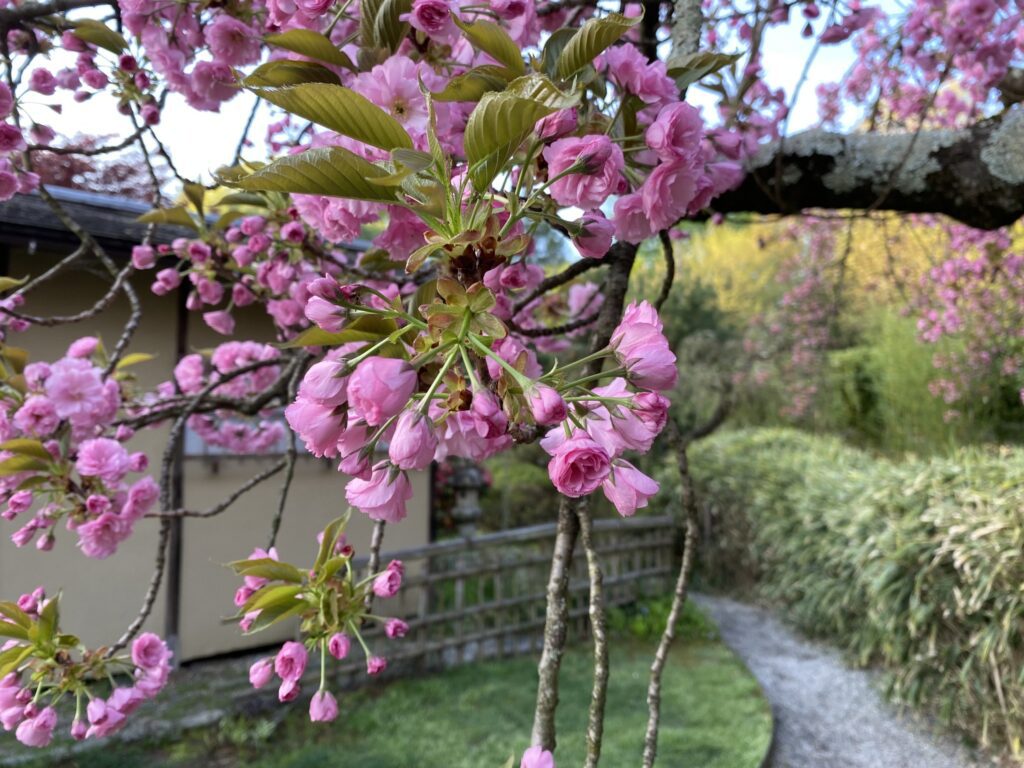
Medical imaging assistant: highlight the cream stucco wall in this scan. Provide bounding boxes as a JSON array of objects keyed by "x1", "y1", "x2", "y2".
[{"x1": 0, "y1": 246, "x2": 431, "y2": 662}]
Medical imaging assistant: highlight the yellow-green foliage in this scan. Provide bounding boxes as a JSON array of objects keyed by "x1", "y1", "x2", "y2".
[{"x1": 686, "y1": 428, "x2": 1024, "y2": 756}]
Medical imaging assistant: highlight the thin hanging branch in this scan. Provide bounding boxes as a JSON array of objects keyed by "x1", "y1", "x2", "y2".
[{"x1": 578, "y1": 498, "x2": 609, "y2": 768}]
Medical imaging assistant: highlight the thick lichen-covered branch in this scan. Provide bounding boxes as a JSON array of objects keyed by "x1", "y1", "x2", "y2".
[{"x1": 712, "y1": 109, "x2": 1024, "y2": 230}]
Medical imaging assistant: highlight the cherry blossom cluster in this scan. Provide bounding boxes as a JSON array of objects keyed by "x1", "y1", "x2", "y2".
[
  {"x1": 0, "y1": 588, "x2": 170, "y2": 748},
  {"x1": 234, "y1": 513, "x2": 408, "y2": 722},
  {"x1": 0, "y1": 338, "x2": 159, "y2": 558},
  {"x1": 911, "y1": 220, "x2": 1024, "y2": 412}
]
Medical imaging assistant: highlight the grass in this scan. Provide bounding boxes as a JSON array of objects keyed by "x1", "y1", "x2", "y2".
[{"x1": 33, "y1": 604, "x2": 771, "y2": 768}]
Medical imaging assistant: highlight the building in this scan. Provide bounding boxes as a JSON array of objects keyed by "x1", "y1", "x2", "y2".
[{"x1": 0, "y1": 187, "x2": 432, "y2": 662}]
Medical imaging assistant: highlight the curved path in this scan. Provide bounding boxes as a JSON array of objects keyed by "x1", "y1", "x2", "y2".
[{"x1": 693, "y1": 594, "x2": 982, "y2": 768}]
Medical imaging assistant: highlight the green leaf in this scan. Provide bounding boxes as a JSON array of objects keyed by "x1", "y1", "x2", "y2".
[
  {"x1": 499, "y1": 757, "x2": 516, "y2": 768},
  {"x1": 463, "y1": 90, "x2": 560, "y2": 192},
  {"x1": 0, "y1": 644, "x2": 33, "y2": 679},
  {"x1": 182, "y1": 183, "x2": 206, "y2": 216},
  {"x1": 243, "y1": 60, "x2": 342, "y2": 88},
  {"x1": 216, "y1": 192, "x2": 267, "y2": 207},
  {"x1": 667, "y1": 51, "x2": 742, "y2": 90},
  {"x1": 556, "y1": 11, "x2": 642, "y2": 80},
  {"x1": 373, "y1": 0, "x2": 411, "y2": 52},
  {"x1": 1, "y1": 345, "x2": 27, "y2": 374},
  {"x1": 228, "y1": 558, "x2": 306, "y2": 583},
  {"x1": 0, "y1": 454, "x2": 49, "y2": 476},
  {"x1": 265, "y1": 30, "x2": 356, "y2": 70},
  {"x1": 241, "y1": 584, "x2": 305, "y2": 615},
  {"x1": 0, "y1": 622, "x2": 30, "y2": 642},
  {"x1": 37, "y1": 595, "x2": 58, "y2": 645},
  {"x1": 504, "y1": 74, "x2": 580, "y2": 111},
  {"x1": 539, "y1": 27, "x2": 578, "y2": 79},
  {"x1": 245, "y1": 600, "x2": 308, "y2": 634},
  {"x1": 115, "y1": 352, "x2": 155, "y2": 370},
  {"x1": 235, "y1": 147, "x2": 401, "y2": 203},
  {"x1": 432, "y1": 66, "x2": 515, "y2": 102},
  {"x1": 71, "y1": 19, "x2": 127, "y2": 54},
  {"x1": 137, "y1": 206, "x2": 199, "y2": 231},
  {"x1": 314, "y1": 510, "x2": 352, "y2": 576},
  {"x1": 453, "y1": 17, "x2": 525, "y2": 76},
  {"x1": 0, "y1": 602, "x2": 32, "y2": 629},
  {"x1": 0, "y1": 439, "x2": 51, "y2": 461},
  {"x1": 281, "y1": 315, "x2": 398, "y2": 349},
  {"x1": 0, "y1": 276, "x2": 26, "y2": 293},
  {"x1": 249, "y1": 83, "x2": 412, "y2": 152}
]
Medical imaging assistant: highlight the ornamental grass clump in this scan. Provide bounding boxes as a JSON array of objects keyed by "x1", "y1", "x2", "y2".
[{"x1": 688, "y1": 428, "x2": 1024, "y2": 756}]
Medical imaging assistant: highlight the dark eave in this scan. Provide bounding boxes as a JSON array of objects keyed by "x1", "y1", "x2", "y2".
[{"x1": 0, "y1": 187, "x2": 192, "y2": 254}]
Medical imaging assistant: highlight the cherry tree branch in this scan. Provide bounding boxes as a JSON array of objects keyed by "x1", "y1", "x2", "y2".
[
  {"x1": 712, "y1": 110, "x2": 1024, "y2": 230},
  {"x1": 578, "y1": 498, "x2": 609, "y2": 768}
]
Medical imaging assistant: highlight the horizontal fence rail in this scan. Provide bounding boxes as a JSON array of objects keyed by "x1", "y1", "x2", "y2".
[{"x1": 328, "y1": 515, "x2": 679, "y2": 683}]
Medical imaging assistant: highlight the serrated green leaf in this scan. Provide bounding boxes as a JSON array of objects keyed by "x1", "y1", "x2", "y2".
[
  {"x1": 667, "y1": 50, "x2": 742, "y2": 90},
  {"x1": 0, "y1": 644, "x2": 33, "y2": 679},
  {"x1": 539, "y1": 27, "x2": 577, "y2": 78},
  {"x1": 463, "y1": 90, "x2": 559, "y2": 192},
  {"x1": 235, "y1": 147, "x2": 401, "y2": 203},
  {"x1": 556, "y1": 11, "x2": 642, "y2": 80},
  {"x1": 0, "y1": 276, "x2": 26, "y2": 293},
  {"x1": 281, "y1": 313, "x2": 397, "y2": 348},
  {"x1": 72, "y1": 19, "x2": 127, "y2": 54},
  {"x1": 374, "y1": 0, "x2": 411, "y2": 52},
  {"x1": 0, "y1": 454, "x2": 48, "y2": 476},
  {"x1": 249, "y1": 83, "x2": 412, "y2": 151},
  {"x1": 228, "y1": 558, "x2": 306, "y2": 583},
  {"x1": 432, "y1": 65, "x2": 515, "y2": 102},
  {"x1": 241, "y1": 584, "x2": 305, "y2": 615},
  {"x1": 182, "y1": 183, "x2": 205, "y2": 216},
  {"x1": 391, "y1": 148, "x2": 434, "y2": 172},
  {"x1": 245, "y1": 599, "x2": 308, "y2": 634},
  {"x1": 314, "y1": 510, "x2": 351, "y2": 576},
  {"x1": 243, "y1": 60, "x2": 341, "y2": 88},
  {"x1": 137, "y1": 206, "x2": 199, "y2": 231},
  {"x1": 505, "y1": 74, "x2": 580, "y2": 110},
  {"x1": 216, "y1": 192, "x2": 267, "y2": 207},
  {"x1": 0, "y1": 439, "x2": 51, "y2": 461},
  {"x1": 265, "y1": 30, "x2": 356, "y2": 70},
  {"x1": 37, "y1": 596, "x2": 58, "y2": 645},
  {"x1": 115, "y1": 352, "x2": 155, "y2": 370},
  {"x1": 0, "y1": 622, "x2": 30, "y2": 642},
  {"x1": 0, "y1": 602, "x2": 32, "y2": 629},
  {"x1": 214, "y1": 210, "x2": 248, "y2": 231},
  {"x1": 453, "y1": 17, "x2": 525, "y2": 76}
]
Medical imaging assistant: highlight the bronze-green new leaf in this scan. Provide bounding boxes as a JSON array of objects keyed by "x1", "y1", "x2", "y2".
[
  {"x1": 432, "y1": 65, "x2": 517, "y2": 102},
  {"x1": 236, "y1": 146, "x2": 401, "y2": 203},
  {"x1": 71, "y1": 19, "x2": 127, "y2": 54},
  {"x1": 667, "y1": 51, "x2": 742, "y2": 90},
  {"x1": 243, "y1": 60, "x2": 341, "y2": 88},
  {"x1": 453, "y1": 17, "x2": 525, "y2": 76},
  {"x1": 464, "y1": 91, "x2": 558, "y2": 193},
  {"x1": 248, "y1": 83, "x2": 413, "y2": 152},
  {"x1": 265, "y1": 29, "x2": 356, "y2": 70},
  {"x1": 556, "y1": 11, "x2": 642, "y2": 80}
]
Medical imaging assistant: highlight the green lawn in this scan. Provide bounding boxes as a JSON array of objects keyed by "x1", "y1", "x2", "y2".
[{"x1": 37, "y1": 606, "x2": 772, "y2": 768}]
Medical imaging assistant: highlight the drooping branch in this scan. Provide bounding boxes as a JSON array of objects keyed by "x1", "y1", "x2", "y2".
[
  {"x1": 712, "y1": 109, "x2": 1024, "y2": 230},
  {"x1": 0, "y1": 0, "x2": 110, "y2": 28},
  {"x1": 578, "y1": 498, "x2": 609, "y2": 768},
  {"x1": 531, "y1": 495, "x2": 582, "y2": 750},
  {"x1": 531, "y1": 241, "x2": 638, "y2": 751}
]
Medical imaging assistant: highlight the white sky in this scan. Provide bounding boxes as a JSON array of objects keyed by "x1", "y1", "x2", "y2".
[{"x1": 27, "y1": 18, "x2": 860, "y2": 183}]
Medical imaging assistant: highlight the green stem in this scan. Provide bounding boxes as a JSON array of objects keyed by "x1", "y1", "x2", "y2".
[
  {"x1": 419, "y1": 348, "x2": 458, "y2": 415},
  {"x1": 459, "y1": 344, "x2": 482, "y2": 390},
  {"x1": 561, "y1": 368, "x2": 627, "y2": 390},
  {"x1": 319, "y1": 639, "x2": 327, "y2": 691},
  {"x1": 468, "y1": 334, "x2": 533, "y2": 390},
  {"x1": 542, "y1": 347, "x2": 612, "y2": 379}
]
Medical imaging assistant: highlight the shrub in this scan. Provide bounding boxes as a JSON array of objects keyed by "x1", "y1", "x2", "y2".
[{"x1": 684, "y1": 428, "x2": 1024, "y2": 755}]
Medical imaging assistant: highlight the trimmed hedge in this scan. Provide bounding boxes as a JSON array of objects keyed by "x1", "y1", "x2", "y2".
[{"x1": 683, "y1": 428, "x2": 1024, "y2": 755}]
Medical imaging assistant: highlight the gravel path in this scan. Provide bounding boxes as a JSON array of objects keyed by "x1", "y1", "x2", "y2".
[{"x1": 694, "y1": 594, "x2": 982, "y2": 768}]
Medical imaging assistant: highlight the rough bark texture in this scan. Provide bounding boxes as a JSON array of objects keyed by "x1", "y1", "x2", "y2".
[
  {"x1": 642, "y1": 419, "x2": 701, "y2": 767},
  {"x1": 712, "y1": 108, "x2": 1024, "y2": 230},
  {"x1": 530, "y1": 242, "x2": 639, "y2": 751},
  {"x1": 578, "y1": 500, "x2": 610, "y2": 768},
  {"x1": 671, "y1": 0, "x2": 703, "y2": 55},
  {"x1": 531, "y1": 496, "x2": 582, "y2": 749}
]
